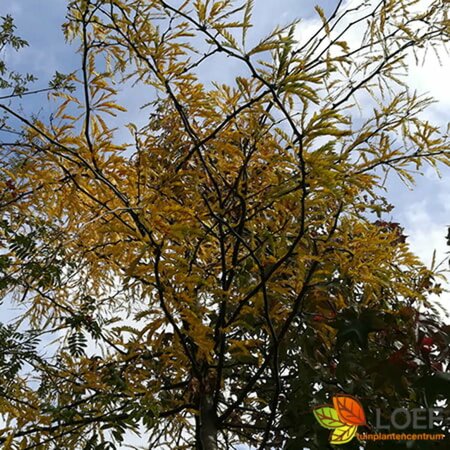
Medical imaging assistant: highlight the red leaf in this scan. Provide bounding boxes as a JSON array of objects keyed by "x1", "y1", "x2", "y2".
[{"x1": 333, "y1": 394, "x2": 366, "y2": 426}]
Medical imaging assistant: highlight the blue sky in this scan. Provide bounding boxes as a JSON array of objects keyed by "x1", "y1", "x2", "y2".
[{"x1": 1, "y1": 1, "x2": 449, "y2": 449}]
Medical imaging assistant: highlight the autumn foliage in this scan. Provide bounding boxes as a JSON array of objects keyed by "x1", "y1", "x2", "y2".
[{"x1": 0, "y1": 0, "x2": 450, "y2": 449}]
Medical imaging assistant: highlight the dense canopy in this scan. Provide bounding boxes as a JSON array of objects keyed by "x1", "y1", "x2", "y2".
[{"x1": 0, "y1": 0, "x2": 450, "y2": 449}]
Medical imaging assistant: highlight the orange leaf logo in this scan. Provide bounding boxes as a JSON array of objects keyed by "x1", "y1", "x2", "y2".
[
  {"x1": 313, "y1": 394, "x2": 366, "y2": 445},
  {"x1": 333, "y1": 394, "x2": 366, "y2": 426}
]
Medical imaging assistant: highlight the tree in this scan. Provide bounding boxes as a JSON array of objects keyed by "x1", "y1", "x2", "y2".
[{"x1": 0, "y1": 0, "x2": 450, "y2": 449}]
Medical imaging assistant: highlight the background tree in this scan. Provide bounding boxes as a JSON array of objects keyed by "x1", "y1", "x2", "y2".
[{"x1": 0, "y1": 0, "x2": 450, "y2": 449}]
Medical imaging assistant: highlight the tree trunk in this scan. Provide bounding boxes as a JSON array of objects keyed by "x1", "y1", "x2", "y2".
[{"x1": 197, "y1": 393, "x2": 218, "y2": 450}]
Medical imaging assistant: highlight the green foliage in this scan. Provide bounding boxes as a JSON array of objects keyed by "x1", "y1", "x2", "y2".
[
  {"x1": 0, "y1": 15, "x2": 35, "y2": 94},
  {"x1": 0, "y1": 323, "x2": 40, "y2": 380}
]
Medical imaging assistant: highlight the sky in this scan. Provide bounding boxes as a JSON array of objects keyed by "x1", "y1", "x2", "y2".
[{"x1": 0, "y1": 0, "x2": 449, "y2": 449}]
